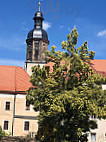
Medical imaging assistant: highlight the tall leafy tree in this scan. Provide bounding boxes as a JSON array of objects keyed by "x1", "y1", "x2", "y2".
[{"x1": 27, "y1": 28, "x2": 106, "y2": 142}]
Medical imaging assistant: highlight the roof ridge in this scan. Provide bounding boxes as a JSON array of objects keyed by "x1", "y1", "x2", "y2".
[
  {"x1": 0, "y1": 65, "x2": 23, "y2": 68},
  {"x1": 93, "y1": 59, "x2": 106, "y2": 61}
]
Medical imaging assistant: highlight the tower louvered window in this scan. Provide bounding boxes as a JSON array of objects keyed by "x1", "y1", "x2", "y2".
[
  {"x1": 35, "y1": 42, "x2": 39, "y2": 60},
  {"x1": 28, "y1": 42, "x2": 32, "y2": 61}
]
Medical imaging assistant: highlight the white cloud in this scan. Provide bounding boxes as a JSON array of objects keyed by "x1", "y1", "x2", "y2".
[
  {"x1": 97, "y1": 30, "x2": 106, "y2": 37},
  {"x1": 21, "y1": 22, "x2": 29, "y2": 32},
  {"x1": 60, "y1": 25, "x2": 64, "y2": 28},
  {"x1": 0, "y1": 59, "x2": 24, "y2": 68},
  {"x1": 43, "y1": 21, "x2": 52, "y2": 31},
  {"x1": 73, "y1": 25, "x2": 77, "y2": 28},
  {"x1": 0, "y1": 35, "x2": 25, "y2": 51}
]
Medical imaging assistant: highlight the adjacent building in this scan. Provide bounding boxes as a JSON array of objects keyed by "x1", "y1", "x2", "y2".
[
  {"x1": 45, "y1": 60, "x2": 106, "y2": 142},
  {"x1": 0, "y1": 66, "x2": 38, "y2": 136}
]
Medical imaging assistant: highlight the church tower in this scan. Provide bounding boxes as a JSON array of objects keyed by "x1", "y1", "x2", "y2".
[{"x1": 25, "y1": 2, "x2": 49, "y2": 76}]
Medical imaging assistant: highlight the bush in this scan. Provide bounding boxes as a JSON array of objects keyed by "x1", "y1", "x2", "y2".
[{"x1": 0, "y1": 126, "x2": 7, "y2": 138}]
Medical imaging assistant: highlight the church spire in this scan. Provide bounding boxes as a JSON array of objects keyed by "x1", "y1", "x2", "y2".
[
  {"x1": 33, "y1": 1, "x2": 44, "y2": 29},
  {"x1": 39, "y1": 1, "x2": 41, "y2": 11}
]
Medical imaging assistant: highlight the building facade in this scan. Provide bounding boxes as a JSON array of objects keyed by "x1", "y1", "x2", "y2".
[
  {"x1": 0, "y1": 66, "x2": 38, "y2": 136},
  {"x1": 88, "y1": 119, "x2": 106, "y2": 142}
]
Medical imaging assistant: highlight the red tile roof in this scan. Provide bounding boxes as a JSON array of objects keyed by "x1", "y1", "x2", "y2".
[
  {"x1": 0, "y1": 65, "x2": 32, "y2": 93},
  {"x1": 91, "y1": 59, "x2": 106, "y2": 72},
  {"x1": 0, "y1": 59, "x2": 106, "y2": 93},
  {"x1": 45, "y1": 59, "x2": 106, "y2": 77},
  {"x1": 91, "y1": 59, "x2": 106, "y2": 77}
]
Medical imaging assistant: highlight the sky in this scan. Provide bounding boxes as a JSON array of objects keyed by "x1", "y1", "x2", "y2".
[{"x1": 0, "y1": 0, "x2": 106, "y2": 68}]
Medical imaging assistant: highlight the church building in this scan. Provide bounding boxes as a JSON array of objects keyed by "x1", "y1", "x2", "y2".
[{"x1": 0, "y1": 2, "x2": 106, "y2": 142}]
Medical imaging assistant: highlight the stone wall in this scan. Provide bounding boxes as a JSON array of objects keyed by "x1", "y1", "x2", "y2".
[{"x1": 0, "y1": 136, "x2": 35, "y2": 142}]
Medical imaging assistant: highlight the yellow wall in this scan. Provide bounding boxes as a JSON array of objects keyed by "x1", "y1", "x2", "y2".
[
  {"x1": 88, "y1": 119, "x2": 106, "y2": 142},
  {"x1": 0, "y1": 93, "x2": 106, "y2": 140},
  {"x1": 0, "y1": 94, "x2": 14, "y2": 134},
  {"x1": 14, "y1": 118, "x2": 38, "y2": 136},
  {"x1": 0, "y1": 93, "x2": 39, "y2": 136}
]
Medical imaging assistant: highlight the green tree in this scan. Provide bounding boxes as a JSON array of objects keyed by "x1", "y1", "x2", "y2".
[
  {"x1": 27, "y1": 28, "x2": 106, "y2": 142},
  {"x1": 0, "y1": 126, "x2": 7, "y2": 139}
]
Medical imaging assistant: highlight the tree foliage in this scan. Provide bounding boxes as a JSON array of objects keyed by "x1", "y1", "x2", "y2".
[
  {"x1": 0, "y1": 126, "x2": 8, "y2": 139},
  {"x1": 27, "y1": 28, "x2": 106, "y2": 142}
]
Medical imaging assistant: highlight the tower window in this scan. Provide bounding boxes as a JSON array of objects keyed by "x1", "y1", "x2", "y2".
[
  {"x1": 28, "y1": 45, "x2": 32, "y2": 61},
  {"x1": 37, "y1": 20, "x2": 40, "y2": 25},
  {"x1": 36, "y1": 20, "x2": 41, "y2": 26},
  {"x1": 28, "y1": 45, "x2": 32, "y2": 53},
  {"x1": 35, "y1": 42, "x2": 39, "y2": 59},
  {"x1": 35, "y1": 42, "x2": 39, "y2": 50}
]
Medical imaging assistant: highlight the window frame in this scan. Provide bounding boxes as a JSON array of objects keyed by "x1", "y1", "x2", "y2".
[
  {"x1": 91, "y1": 133, "x2": 96, "y2": 142},
  {"x1": 5, "y1": 101, "x2": 10, "y2": 111},
  {"x1": 25, "y1": 100, "x2": 30, "y2": 111},
  {"x1": 3, "y1": 120, "x2": 9, "y2": 130},
  {"x1": 24, "y1": 121, "x2": 30, "y2": 131}
]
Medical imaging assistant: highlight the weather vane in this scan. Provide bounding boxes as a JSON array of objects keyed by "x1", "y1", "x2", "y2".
[{"x1": 38, "y1": 0, "x2": 43, "y2": 11}]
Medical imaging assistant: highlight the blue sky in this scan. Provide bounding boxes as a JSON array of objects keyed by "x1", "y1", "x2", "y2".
[{"x1": 0, "y1": 0, "x2": 106, "y2": 67}]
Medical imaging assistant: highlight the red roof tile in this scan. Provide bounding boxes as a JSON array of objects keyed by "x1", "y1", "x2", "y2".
[
  {"x1": 45, "y1": 59, "x2": 106, "y2": 77},
  {"x1": 0, "y1": 65, "x2": 32, "y2": 93},
  {"x1": 90, "y1": 59, "x2": 106, "y2": 77},
  {"x1": 91, "y1": 59, "x2": 106, "y2": 72},
  {"x1": 1, "y1": 59, "x2": 105, "y2": 93}
]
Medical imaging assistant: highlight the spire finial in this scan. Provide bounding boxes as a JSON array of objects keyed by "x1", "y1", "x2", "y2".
[{"x1": 39, "y1": 1, "x2": 41, "y2": 11}]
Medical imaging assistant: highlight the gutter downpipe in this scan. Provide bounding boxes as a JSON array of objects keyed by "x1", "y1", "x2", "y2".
[{"x1": 12, "y1": 68, "x2": 16, "y2": 136}]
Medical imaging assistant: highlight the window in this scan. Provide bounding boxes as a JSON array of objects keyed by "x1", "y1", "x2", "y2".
[
  {"x1": 35, "y1": 42, "x2": 39, "y2": 51},
  {"x1": 24, "y1": 121, "x2": 30, "y2": 131},
  {"x1": 35, "y1": 42, "x2": 39, "y2": 59},
  {"x1": 91, "y1": 133, "x2": 96, "y2": 142},
  {"x1": 5, "y1": 102, "x2": 10, "y2": 110},
  {"x1": 3, "y1": 121, "x2": 9, "y2": 130},
  {"x1": 91, "y1": 115, "x2": 96, "y2": 119},
  {"x1": 26, "y1": 101, "x2": 30, "y2": 110},
  {"x1": 28, "y1": 43, "x2": 32, "y2": 61}
]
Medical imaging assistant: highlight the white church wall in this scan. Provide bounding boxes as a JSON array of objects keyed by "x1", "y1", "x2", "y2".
[{"x1": 25, "y1": 62, "x2": 46, "y2": 76}]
